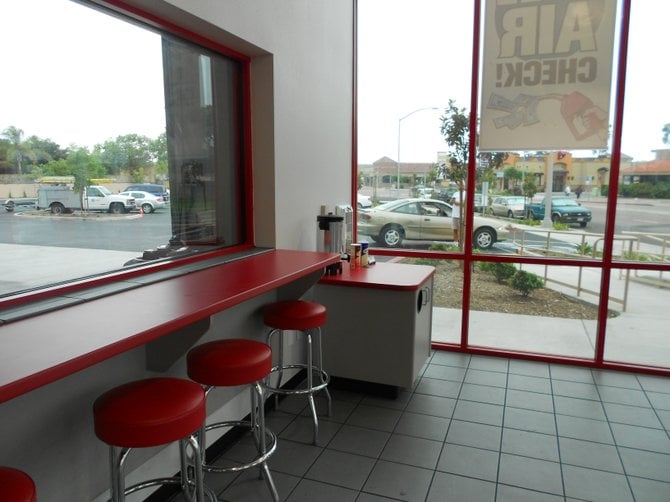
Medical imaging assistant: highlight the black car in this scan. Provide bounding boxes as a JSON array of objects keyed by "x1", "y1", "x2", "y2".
[{"x1": 123, "y1": 183, "x2": 169, "y2": 202}]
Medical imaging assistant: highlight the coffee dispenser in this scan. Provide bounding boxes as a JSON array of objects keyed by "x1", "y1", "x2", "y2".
[{"x1": 317, "y1": 213, "x2": 345, "y2": 274}]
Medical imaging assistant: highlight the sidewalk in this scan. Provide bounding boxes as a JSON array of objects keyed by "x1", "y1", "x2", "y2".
[{"x1": 432, "y1": 258, "x2": 670, "y2": 368}]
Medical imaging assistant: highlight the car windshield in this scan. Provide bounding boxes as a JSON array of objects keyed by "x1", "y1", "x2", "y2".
[
  {"x1": 98, "y1": 186, "x2": 112, "y2": 196},
  {"x1": 508, "y1": 197, "x2": 524, "y2": 203}
]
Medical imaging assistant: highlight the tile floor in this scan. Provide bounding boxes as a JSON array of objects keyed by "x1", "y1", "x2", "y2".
[{"x1": 195, "y1": 351, "x2": 670, "y2": 501}]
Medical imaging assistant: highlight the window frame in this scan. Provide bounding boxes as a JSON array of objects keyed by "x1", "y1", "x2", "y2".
[{"x1": 0, "y1": 0, "x2": 256, "y2": 309}]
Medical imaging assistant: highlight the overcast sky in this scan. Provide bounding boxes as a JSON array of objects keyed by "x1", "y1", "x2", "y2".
[{"x1": 1, "y1": 0, "x2": 668, "y2": 164}]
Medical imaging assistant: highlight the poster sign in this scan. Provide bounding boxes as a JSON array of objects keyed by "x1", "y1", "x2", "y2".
[{"x1": 479, "y1": 0, "x2": 616, "y2": 151}]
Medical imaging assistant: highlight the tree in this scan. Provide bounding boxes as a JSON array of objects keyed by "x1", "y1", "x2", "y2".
[
  {"x1": 95, "y1": 133, "x2": 154, "y2": 177},
  {"x1": 2, "y1": 126, "x2": 34, "y2": 175},
  {"x1": 663, "y1": 123, "x2": 670, "y2": 144}
]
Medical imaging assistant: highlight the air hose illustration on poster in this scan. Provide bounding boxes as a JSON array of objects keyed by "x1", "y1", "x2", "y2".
[{"x1": 479, "y1": 0, "x2": 616, "y2": 151}]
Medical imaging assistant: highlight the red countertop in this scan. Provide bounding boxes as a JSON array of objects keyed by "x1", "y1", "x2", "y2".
[
  {"x1": 0, "y1": 249, "x2": 339, "y2": 403},
  {"x1": 319, "y1": 261, "x2": 435, "y2": 290}
]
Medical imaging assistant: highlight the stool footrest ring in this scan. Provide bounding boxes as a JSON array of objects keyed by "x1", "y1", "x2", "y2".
[
  {"x1": 266, "y1": 365, "x2": 330, "y2": 395},
  {"x1": 202, "y1": 420, "x2": 277, "y2": 474}
]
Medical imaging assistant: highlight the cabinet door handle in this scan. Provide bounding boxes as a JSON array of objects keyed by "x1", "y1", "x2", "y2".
[{"x1": 422, "y1": 286, "x2": 431, "y2": 306}]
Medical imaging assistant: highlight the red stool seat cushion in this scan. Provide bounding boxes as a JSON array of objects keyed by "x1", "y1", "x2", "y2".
[
  {"x1": 187, "y1": 339, "x2": 272, "y2": 387},
  {"x1": 94, "y1": 377, "x2": 205, "y2": 448},
  {"x1": 0, "y1": 467, "x2": 37, "y2": 502},
  {"x1": 263, "y1": 300, "x2": 326, "y2": 330}
]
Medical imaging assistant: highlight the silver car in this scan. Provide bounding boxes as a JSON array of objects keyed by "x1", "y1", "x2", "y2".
[
  {"x1": 491, "y1": 196, "x2": 526, "y2": 219},
  {"x1": 357, "y1": 198, "x2": 510, "y2": 249}
]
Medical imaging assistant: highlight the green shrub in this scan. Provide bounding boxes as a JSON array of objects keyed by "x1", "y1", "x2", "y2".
[
  {"x1": 553, "y1": 222, "x2": 569, "y2": 231},
  {"x1": 480, "y1": 262, "x2": 517, "y2": 283},
  {"x1": 600, "y1": 184, "x2": 609, "y2": 196},
  {"x1": 510, "y1": 270, "x2": 544, "y2": 297},
  {"x1": 575, "y1": 242, "x2": 593, "y2": 256}
]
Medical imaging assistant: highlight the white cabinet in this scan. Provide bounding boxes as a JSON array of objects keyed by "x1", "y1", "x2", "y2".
[{"x1": 315, "y1": 262, "x2": 434, "y2": 390}]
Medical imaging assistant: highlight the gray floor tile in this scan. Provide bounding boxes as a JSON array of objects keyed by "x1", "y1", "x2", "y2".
[
  {"x1": 361, "y1": 390, "x2": 412, "y2": 410},
  {"x1": 406, "y1": 392, "x2": 456, "y2": 418},
  {"x1": 305, "y1": 449, "x2": 375, "y2": 490},
  {"x1": 657, "y1": 409, "x2": 670, "y2": 430},
  {"x1": 552, "y1": 379, "x2": 600, "y2": 401},
  {"x1": 394, "y1": 411, "x2": 450, "y2": 441},
  {"x1": 550, "y1": 364, "x2": 594, "y2": 383},
  {"x1": 220, "y1": 469, "x2": 298, "y2": 502},
  {"x1": 363, "y1": 460, "x2": 433, "y2": 502},
  {"x1": 267, "y1": 438, "x2": 323, "y2": 477},
  {"x1": 305, "y1": 394, "x2": 357, "y2": 423},
  {"x1": 355, "y1": 493, "x2": 399, "y2": 502},
  {"x1": 464, "y1": 368, "x2": 508, "y2": 388},
  {"x1": 430, "y1": 351, "x2": 471, "y2": 368},
  {"x1": 554, "y1": 395, "x2": 607, "y2": 420},
  {"x1": 610, "y1": 422, "x2": 670, "y2": 453},
  {"x1": 459, "y1": 382, "x2": 506, "y2": 405},
  {"x1": 591, "y1": 369, "x2": 642, "y2": 390},
  {"x1": 618, "y1": 447, "x2": 670, "y2": 482},
  {"x1": 647, "y1": 390, "x2": 670, "y2": 411},
  {"x1": 598, "y1": 385, "x2": 650, "y2": 407},
  {"x1": 558, "y1": 437, "x2": 624, "y2": 473},
  {"x1": 556, "y1": 414, "x2": 614, "y2": 443},
  {"x1": 603, "y1": 401, "x2": 664, "y2": 428},
  {"x1": 286, "y1": 478, "x2": 358, "y2": 502},
  {"x1": 426, "y1": 471, "x2": 496, "y2": 501},
  {"x1": 506, "y1": 388, "x2": 554, "y2": 413},
  {"x1": 380, "y1": 434, "x2": 442, "y2": 469},
  {"x1": 436, "y1": 443, "x2": 499, "y2": 481},
  {"x1": 562, "y1": 464, "x2": 634, "y2": 502},
  {"x1": 637, "y1": 374, "x2": 670, "y2": 394},
  {"x1": 345, "y1": 404, "x2": 402, "y2": 432},
  {"x1": 498, "y1": 453, "x2": 563, "y2": 496},
  {"x1": 453, "y1": 399, "x2": 504, "y2": 426},
  {"x1": 446, "y1": 419, "x2": 502, "y2": 451},
  {"x1": 496, "y1": 484, "x2": 564, "y2": 501},
  {"x1": 504, "y1": 407, "x2": 557, "y2": 435},
  {"x1": 501, "y1": 428, "x2": 559, "y2": 461},
  {"x1": 424, "y1": 363, "x2": 467, "y2": 382},
  {"x1": 415, "y1": 376, "x2": 462, "y2": 398},
  {"x1": 468, "y1": 355, "x2": 509, "y2": 373},
  {"x1": 627, "y1": 475, "x2": 670, "y2": 502},
  {"x1": 508, "y1": 359, "x2": 551, "y2": 379},
  {"x1": 507, "y1": 373, "x2": 552, "y2": 394},
  {"x1": 327, "y1": 424, "x2": 390, "y2": 458},
  {"x1": 278, "y1": 415, "x2": 342, "y2": 446}
]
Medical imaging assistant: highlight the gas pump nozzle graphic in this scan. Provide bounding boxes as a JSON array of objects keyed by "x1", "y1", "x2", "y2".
[{"x1": 487, "y1": 91, "x2": 607, "y2": 142}]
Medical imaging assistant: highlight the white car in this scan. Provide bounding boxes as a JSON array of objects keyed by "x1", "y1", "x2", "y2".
[
  {"x1": 119, "y1": 190, "x2": 167, "y2": 214},
  {"x1": 491, "y1": 196, "x2": 526, "y2": 219},
  {"x1": 357, "y1": 193, "x2": 372, "y2": 209}
]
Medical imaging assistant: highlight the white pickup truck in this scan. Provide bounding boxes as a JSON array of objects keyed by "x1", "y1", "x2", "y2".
[{"x1": 37, "y1": 185, "x2": 136, "y2": 215}]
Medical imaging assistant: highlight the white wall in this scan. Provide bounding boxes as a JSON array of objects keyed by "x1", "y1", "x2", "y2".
[
  {"x1": 0, "y1": 1, "x2": 354, "y2": 500},
  {"x1": 161, "y1": 0, "x2": 355, "y2": 250}
]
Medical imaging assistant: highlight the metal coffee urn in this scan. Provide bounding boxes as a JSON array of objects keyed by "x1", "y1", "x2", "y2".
[{"x1": 317, "y1": 213, "x2": 345, "y2": 275}]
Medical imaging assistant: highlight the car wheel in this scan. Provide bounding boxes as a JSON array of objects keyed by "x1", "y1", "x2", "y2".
[
  {"x1": 551, "y1": 213, "x2": 560, "y2": 223},
  {"x1": 381, "y1": 225, "x2": 403, "y2": 248},
  {"x1": 141, "y1": 203, "x2": 154, "y2": 214},
  {"x1": 109, "y1": 202, "x2": 125, "y2": 214},
  {"x1": 473, "y1": 227, "x2": 495, "y2": 250},
  {"x1": 507, "y1": 210, "x2": 514, "y2": 218},
  {"x1": 579, "y1": 222, "x2": 587, "y2": 228},
  {"x1": 50, "y1": 202, "x2": 65, "y2": 215}
]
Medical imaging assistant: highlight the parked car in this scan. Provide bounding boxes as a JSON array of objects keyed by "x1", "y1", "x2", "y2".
[
  {"x1": 357, "y1": 198, "x2": 510, "y2": 249},
  {"x1": 123, "y1": 183, "x2": 169, "y2": 203},
  {"x1": 119, "y1": 190, "x2": 167, "y2": 214},
  {"x1": 3, "y1": 197, "x2": 37, "y2": 212},
  {"x1": 526, "y1": 196, "x2": 592, "y2": 227},
  {"x1": 431, "y1": 188, "x2": 457, "y2": 202},
  {"x1": 491, "y1": 196, "x2": 526, "y2": 218},
  {"x1": 357, "y1": 193, "x2": 372, "y2": 209}
]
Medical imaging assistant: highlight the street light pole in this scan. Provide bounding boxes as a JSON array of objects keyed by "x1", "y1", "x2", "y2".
[{"x1": 397, "y1": 107, "x2": 439, "y2": 193}]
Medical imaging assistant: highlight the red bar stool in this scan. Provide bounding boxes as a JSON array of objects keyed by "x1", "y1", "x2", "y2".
[
  {"x1": 0, "y1": 467, "x2": 37, "y2": 502},
  {"x1": 93, "y1": 377, "x2": 213, "y2": 502},
  {"x1": 263, "y1": 300, "x2": 331, "y2": 444},
  {"x1": 187, "y1": 339, "x2": 278, "y2": 501}
]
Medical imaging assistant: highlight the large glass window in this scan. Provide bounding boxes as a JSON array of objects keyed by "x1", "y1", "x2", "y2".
[{"x1": 0, "y1": 0, "x2": 248, "y2": 298}]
